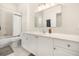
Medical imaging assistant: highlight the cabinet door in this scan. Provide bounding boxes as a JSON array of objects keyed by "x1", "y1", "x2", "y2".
[
  {"x1": 54, "y1": 39, "x2": 79, "y2": 56},
  {"x1": 22, "y1": 34, "x2": 30, "y2": 51},
  {"x1": 37, "y1": 37, "x2": 53, "y2": 56},
  {"x1": 53, "y1": 46, "x2": 78, "y2": 56},
  {"x1": 28, "y1": 35, "x2": 38, "y2": 55},
  {"x1": 22, "y1": 34, "x2": 38, "y2": 55}
]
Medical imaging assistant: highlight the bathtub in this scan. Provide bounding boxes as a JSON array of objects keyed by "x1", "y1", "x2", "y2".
[{"x1": 0, "y1": 36, "x2": 21, "y2": 48}]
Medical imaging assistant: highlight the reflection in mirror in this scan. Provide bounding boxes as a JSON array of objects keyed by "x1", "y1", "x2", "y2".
[
  {"x1": 13, "y1": 14, "x2": 22, "y2": 36},
  {"x1": 34, "y1": 12, "x2": 43, "y2": 27},
  {"x1": 34, "y1": 4, "x2": 62, "y2": 28},
  {"x1": 56, "y1": 13, "x2": 62, "y2": 27},
  {"x1": 0, "y1": 9, "x2": 22, "y2": 37}
]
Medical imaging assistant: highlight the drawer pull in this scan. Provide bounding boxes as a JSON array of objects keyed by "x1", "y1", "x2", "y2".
[{"x1": 67, "y1": 44, "x2": 71, "y2": 47}]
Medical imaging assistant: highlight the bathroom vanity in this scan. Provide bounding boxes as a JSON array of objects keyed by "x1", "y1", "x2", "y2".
[
  {"x1": 21, "y1": 4, "x2": 79, "y2": 56},
  {"x1": 21, "y1": 32, "x2": 79, "y2": 56}
]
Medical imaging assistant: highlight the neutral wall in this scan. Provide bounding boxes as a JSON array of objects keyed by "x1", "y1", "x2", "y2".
[
  {"x1": 18, "y1": 3, "x2": 39, "y2": 33},
  {"x1": 0, "y1": 4, "x2": 21, "y2": 36},
  {"x1": 5, "y1": 12, "x2": 13, "y2": 36},
  {"x1": 18, "y1": 4, "x2": 31, "y2": 33},
  {"x1": 18, "y1": 4, "x2": 27, "y2": 33},
  {"x1": 53, "y1": 3, "x2": 79, "y2": 35}
]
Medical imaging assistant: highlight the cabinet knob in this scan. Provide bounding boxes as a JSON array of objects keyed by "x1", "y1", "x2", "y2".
[
  {"x1": 54, "y1": 48, "x2": 56, "y2": 50},
  {"x1": 67, "y1": 44, "x2": 71, "y2": 47}
]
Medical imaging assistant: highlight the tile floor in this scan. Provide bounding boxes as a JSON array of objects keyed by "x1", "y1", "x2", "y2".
[
  {"x1": 7, "y1": 42, "x2": 30, "y2": 56},
  {"x1": 8, "y1": 47, "x2": 30, "y2": 56}
]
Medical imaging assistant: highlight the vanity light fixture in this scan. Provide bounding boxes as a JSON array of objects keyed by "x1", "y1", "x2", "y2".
[{"x1": 36, "y1": 3, "x2": 57, "y2": 12}]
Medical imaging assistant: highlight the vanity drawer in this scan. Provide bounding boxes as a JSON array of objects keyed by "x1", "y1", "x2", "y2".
[
  {"x1": 54, "y1": 39, "x2": 79, "y2": 52},
  {"x1": 54, "y1": 46, "x2": 79, "y2": 56}
]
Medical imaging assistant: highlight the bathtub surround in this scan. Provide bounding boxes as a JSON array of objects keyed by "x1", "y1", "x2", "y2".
[
  {"x1": 0, "y1": 36, "x2": 30, "y2": 56},
  {"x1": 0, "y1": 36, "x2": 20, "y2": 48}
]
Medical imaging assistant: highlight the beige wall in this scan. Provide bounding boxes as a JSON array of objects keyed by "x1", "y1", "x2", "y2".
[
  {"x1": 1, "y1": 11, "x2": 12, "y2": 36},
  {"x1": 0, "y1": 4, "x2": 21, "y2": 36},
  {"x1": 5, "y1": 12, "x2": 13, "y2": 36},
  {"x1": 18, "y1": 4, "x2": 30, "y2": 32},
  {"x1": 18, "y1": 3, "x2": 39, "y2": 33},
  {"x1": 53, "y1": 3, "x2": 79, "y2": 35}
]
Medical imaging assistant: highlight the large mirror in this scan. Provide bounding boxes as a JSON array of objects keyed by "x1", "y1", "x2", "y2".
[
  {"x1": 0, "y1": 8, "x2": 22, "y2": 37},
  {"x1": 34, "y1": 4, "x2": 62, "y2": 28}
]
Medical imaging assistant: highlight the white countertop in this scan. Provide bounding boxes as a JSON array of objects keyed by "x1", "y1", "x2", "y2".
[{"x1": 23, "y1": 32, "x2": 79, "y2": 42}]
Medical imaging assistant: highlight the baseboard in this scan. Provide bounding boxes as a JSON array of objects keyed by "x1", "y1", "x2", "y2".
[
  {"x1": 21, "y1": 46, "x2": 36, "y2": 56},
  {"x1": 28, "y1": 53, "x2": 35, "y2": 56}
]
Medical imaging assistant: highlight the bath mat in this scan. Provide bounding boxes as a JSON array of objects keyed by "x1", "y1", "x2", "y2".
[{"x1": 0, "y1": 45, "x2": 13, "y2": 56}]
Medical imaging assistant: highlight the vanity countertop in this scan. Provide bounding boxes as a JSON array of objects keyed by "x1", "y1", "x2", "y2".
[{"x1": 23, "y1": 32, "x2": 79, "y2": 42}]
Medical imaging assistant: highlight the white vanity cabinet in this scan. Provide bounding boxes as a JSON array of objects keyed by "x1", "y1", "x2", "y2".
[
  {"x1": 53, "y1": 46, "x2": 79, "y2": 56},
  {"x1": 54, "y1": 39, "x2": 79, "y2": 56},
  {"x1": 22, "y1": 33, "x2": 54, "y2": 56},
  {"x1": 53, "y1": 46, "x2": 74, "y2": 56},
  {"x1": 27, "y1": 35, "x2": 38, "y2": 55},
  {"x1": 22, "y1": 34, "x2": 38, "y2": 55},
  {"x1": 22, "y1": 33, "x2": 79, "y2": 56},
  {"x1": 37, "y1": 37, "x2": 53, "y2": 56}
]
